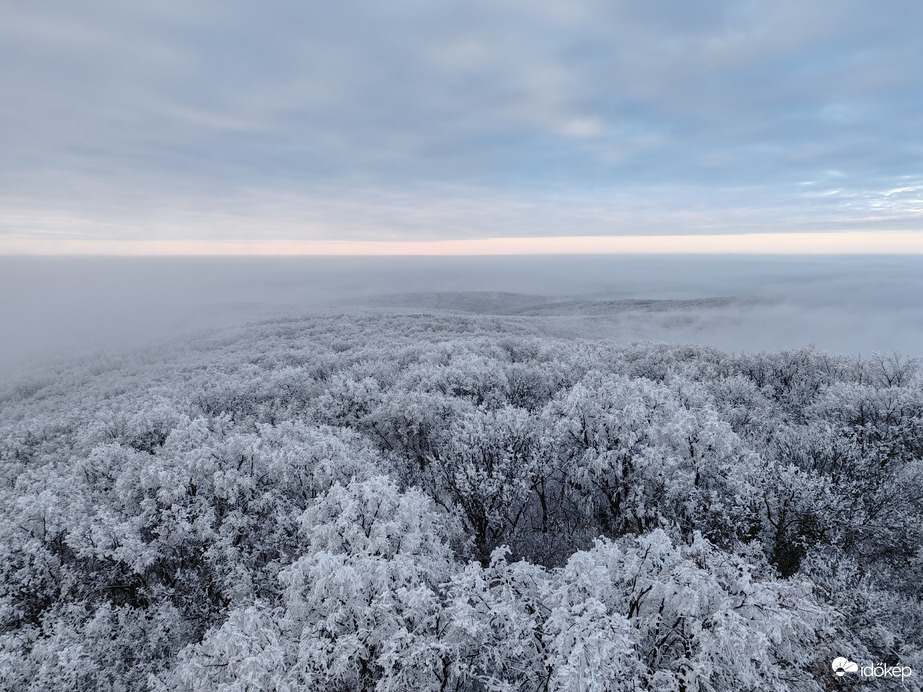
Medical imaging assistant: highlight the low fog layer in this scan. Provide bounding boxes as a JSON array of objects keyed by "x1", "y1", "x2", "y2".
[{"x1": 2, "y1": 254, "x2": 923, "y2": 379}]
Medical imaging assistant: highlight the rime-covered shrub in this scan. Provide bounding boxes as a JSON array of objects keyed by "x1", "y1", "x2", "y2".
[{"x1": 1, "y1": 313, "x2": 920, "y2": 690}]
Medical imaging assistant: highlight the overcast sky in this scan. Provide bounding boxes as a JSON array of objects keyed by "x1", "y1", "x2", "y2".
[{"x1": 2, "y1": 0, "x2": 922, "y2": 253}]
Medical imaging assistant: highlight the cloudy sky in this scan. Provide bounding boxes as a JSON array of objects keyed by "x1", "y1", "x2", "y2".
[{"x1": 2, "y1": 0, "x2": 922, "y2": 253}]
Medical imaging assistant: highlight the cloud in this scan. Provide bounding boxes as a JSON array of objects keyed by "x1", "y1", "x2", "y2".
[{"x1": 1, "y1": 0, "x2": 922, "y2": 246}]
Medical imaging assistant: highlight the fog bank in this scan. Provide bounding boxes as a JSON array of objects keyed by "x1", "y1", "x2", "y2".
[{"x1": 2, "y1": 255, "x2": 922, "y2": 380}]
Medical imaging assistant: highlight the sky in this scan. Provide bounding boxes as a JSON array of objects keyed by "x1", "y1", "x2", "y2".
[{"x1": 2, "y1": 0, "x2": 923, "y2": 253}]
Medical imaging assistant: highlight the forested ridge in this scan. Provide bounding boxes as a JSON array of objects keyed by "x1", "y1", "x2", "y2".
[{"x1": 1, "y1": 313, "x2": 921, "y2": 690}]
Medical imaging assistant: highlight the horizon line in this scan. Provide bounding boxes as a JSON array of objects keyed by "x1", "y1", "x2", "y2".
[{"x1": 3, "y1": 231, "x2": 923, "y2": 256}]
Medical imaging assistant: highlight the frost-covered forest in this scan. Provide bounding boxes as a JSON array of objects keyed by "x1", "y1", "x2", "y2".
[{"x1": 1, "y1": 312, "x2": 922, "y2": 691}]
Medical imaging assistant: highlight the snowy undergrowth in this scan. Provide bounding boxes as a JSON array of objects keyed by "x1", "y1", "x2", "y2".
[{"x1": 1, "y1": 313, "x2": 921, "y2": 691}]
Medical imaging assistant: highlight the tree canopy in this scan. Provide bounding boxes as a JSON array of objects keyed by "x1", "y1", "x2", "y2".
[{"x1": 1, "y1": 313, "x2": 920, "y2": 690}]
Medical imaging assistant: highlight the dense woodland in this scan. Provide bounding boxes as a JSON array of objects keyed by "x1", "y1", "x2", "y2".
[{"x1": 0, "y1": 313, "x2": 921, "y2": 690}]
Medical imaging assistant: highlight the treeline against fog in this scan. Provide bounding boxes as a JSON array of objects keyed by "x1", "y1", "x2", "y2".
[{"x1": 0, "y1": 313, "x2": 921, "y2": 690}]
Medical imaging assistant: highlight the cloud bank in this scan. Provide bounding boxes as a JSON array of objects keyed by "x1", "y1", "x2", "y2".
[{"x1": 1, "y1": 0, "x2": 922, "y2": 247}]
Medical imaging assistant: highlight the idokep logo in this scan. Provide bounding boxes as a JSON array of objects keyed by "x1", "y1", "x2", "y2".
[
  {"x1": 832, "y1": 657, "x2": 914, "y2": 681},
  {"x1": 832, "y1": 657, "x2": 858, "y2": 676}
]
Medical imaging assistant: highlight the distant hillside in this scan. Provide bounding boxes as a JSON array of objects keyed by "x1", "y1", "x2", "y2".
[
  {"x1": 355, "y1": 290, "x2": 757, "y2": 316},
  {"x1": 504, "y1": 296, "x2": 756, "y2": 316},
  {"x1": 355, "y1": 290, "x2": 554, "y2": 313}
]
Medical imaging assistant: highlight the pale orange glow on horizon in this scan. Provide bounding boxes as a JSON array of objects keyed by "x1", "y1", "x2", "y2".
[{"x1": 2, "y1": 231, "x2": 923, "y2": 255}]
